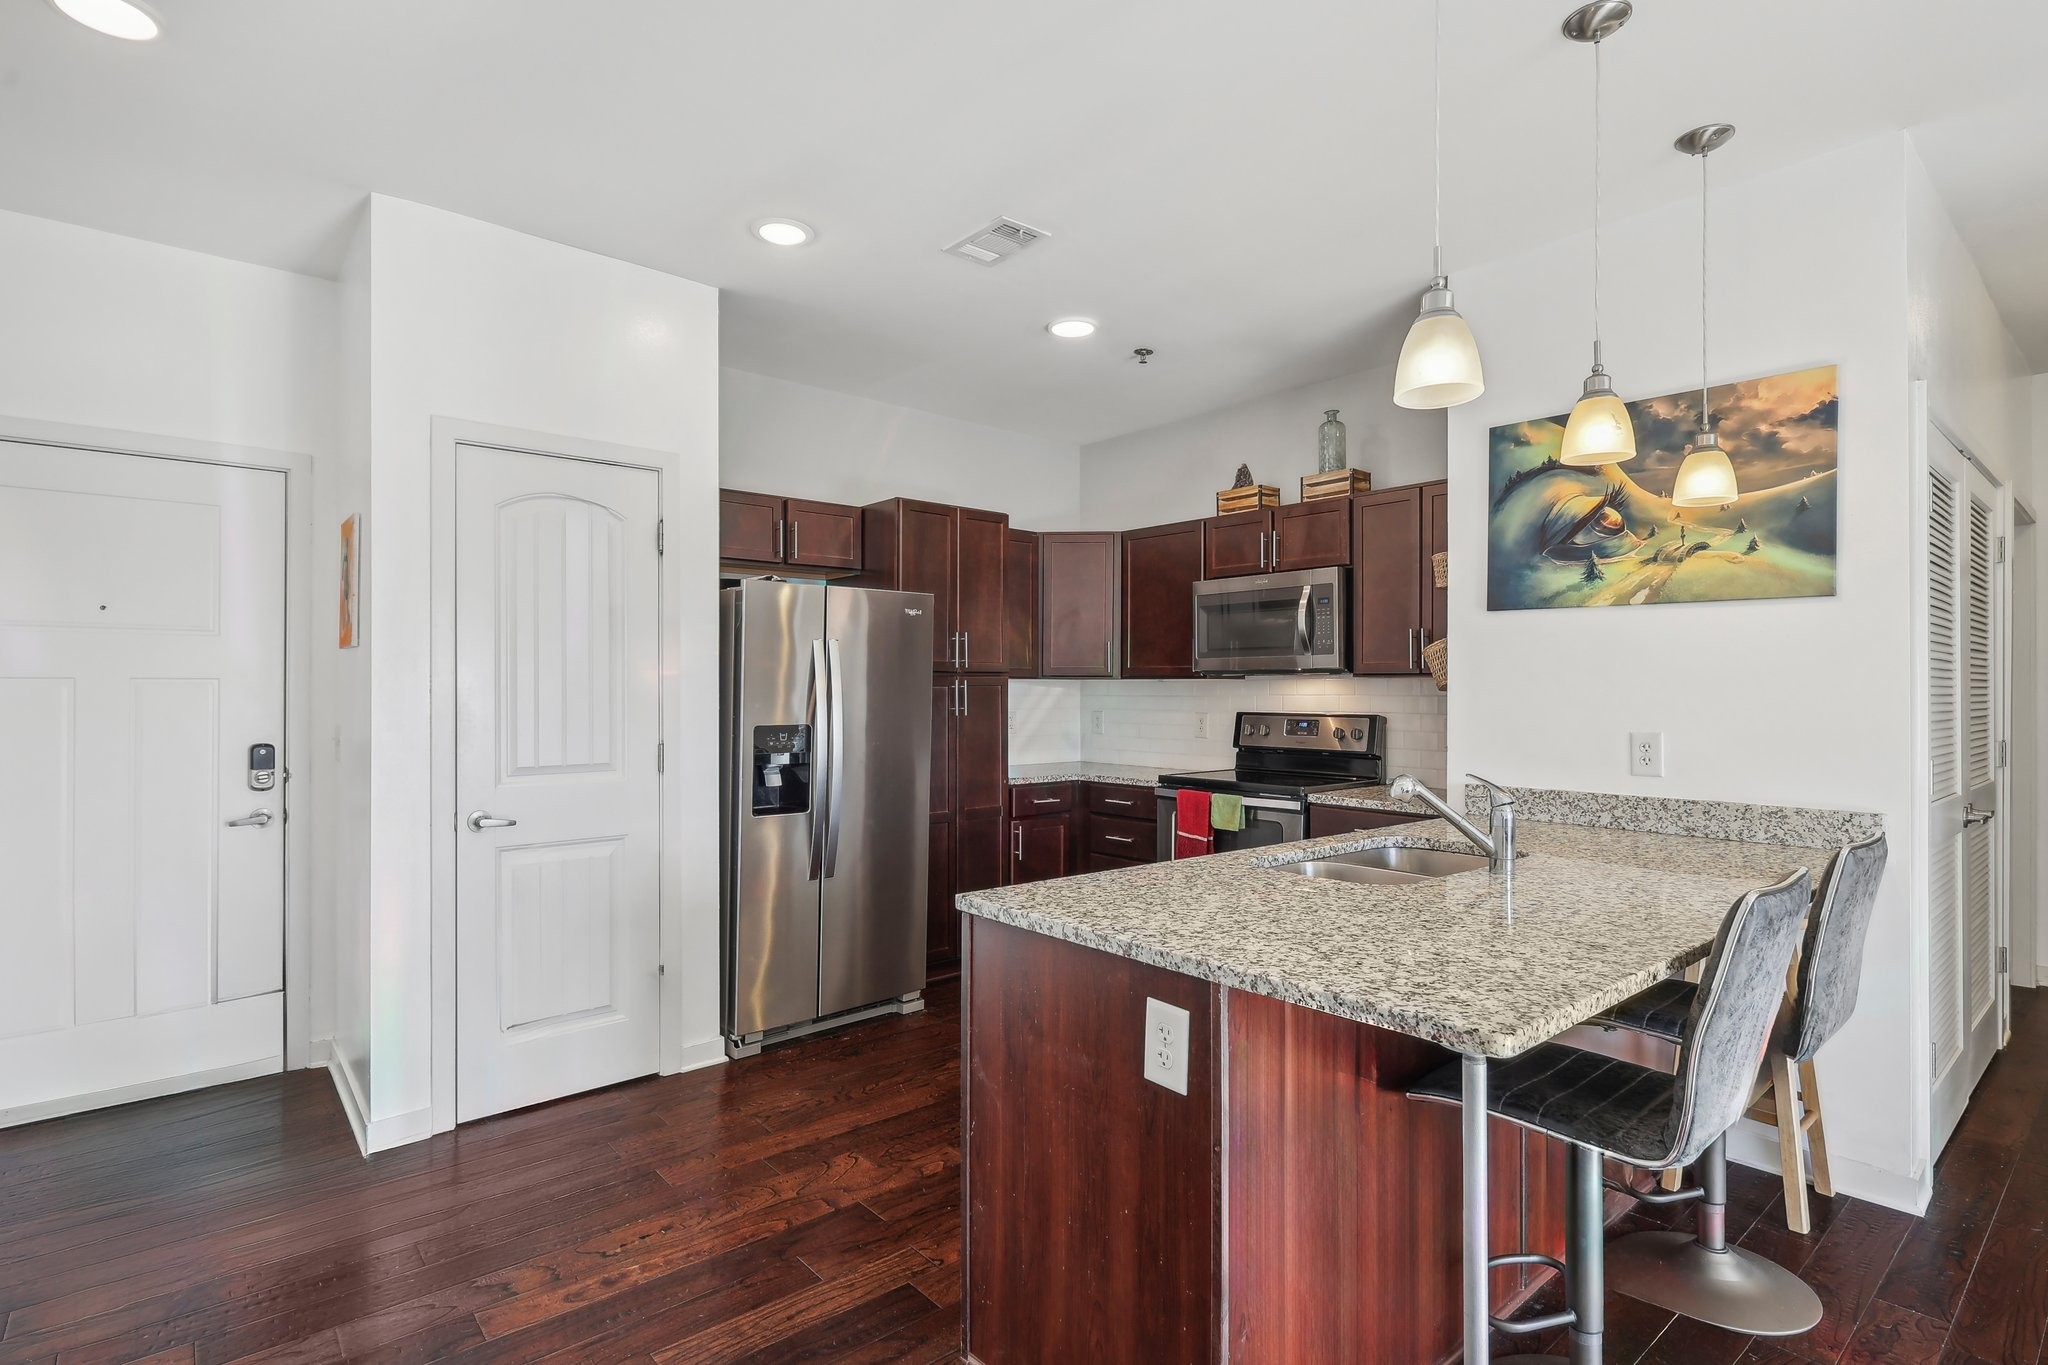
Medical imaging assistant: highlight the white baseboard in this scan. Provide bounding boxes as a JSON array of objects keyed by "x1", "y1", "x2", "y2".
[
  {"x1": 365, "y1": 1105, "x2": 434, "y2": 1153},
  {"x1": 327, "y1": 1050, "x2": 370, "y2": 1154},
  {"x1": 0, "y1": 1055, "x2": 281, "y2": 1129},
  {"x1": 666, "y1": 1036, "x2": 728, "y2": 1077},
  {"x1": 1726, "y1": 1118, "x2": 1931, "y2": 1215}
]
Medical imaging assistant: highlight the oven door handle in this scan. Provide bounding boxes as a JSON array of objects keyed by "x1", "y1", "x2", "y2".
[{"x1": 1159, "y1": 789, "x2": 1302, "y2": 814}]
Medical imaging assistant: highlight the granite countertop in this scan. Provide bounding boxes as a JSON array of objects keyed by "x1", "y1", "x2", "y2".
[
  {"x1": 956, "y1": 818, "x2": 1841, "y2": 1058},
  {"x1": 1007, "y1": 762, "x2": 1163, "y2": 789},
  {"x1": 1307, "y1": 783, "x2": 1441, "y2": 815}
]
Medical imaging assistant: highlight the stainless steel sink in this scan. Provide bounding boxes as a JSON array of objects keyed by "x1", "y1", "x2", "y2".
[{"x1": 1284, "y1": 846, "x2": 1491, "y2": 884}]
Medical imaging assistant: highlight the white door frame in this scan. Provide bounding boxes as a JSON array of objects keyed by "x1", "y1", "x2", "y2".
[
  {"x1": 428, "y1": 418, "x2": 700, "y2": 1138},
  {"x1": 1916, "y1": 386, "x2": 2015, "y2": 1163},
  {"x1": 0, "y1": 413, "x2": 315, "y2": 1077}
]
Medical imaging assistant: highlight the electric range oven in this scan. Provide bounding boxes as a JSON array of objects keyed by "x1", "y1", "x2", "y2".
[{"x1": 1154, "y1": 710, "x2": 1387, "y2": 860}]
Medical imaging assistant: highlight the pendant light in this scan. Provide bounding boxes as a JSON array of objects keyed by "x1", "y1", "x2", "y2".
[
  {"x1": 1557, "y1": 1, "x2": 1636, "y2": 466},
  {"x1": 1671, "y1": 123, "x2": 1740, "y2": 507},
  {"x1": 1392, "y1": 0, "x2": 1485, "y2": 410}
]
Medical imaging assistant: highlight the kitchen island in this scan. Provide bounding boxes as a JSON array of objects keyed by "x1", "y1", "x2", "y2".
[{"x1": 954, "y1": 793, "x2": 1880, "y2": 1365}]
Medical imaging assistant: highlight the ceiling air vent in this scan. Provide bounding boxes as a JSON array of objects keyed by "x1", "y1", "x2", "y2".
[{"x1": 942, "y1": 216, "x2": 1050, "y2": 266}]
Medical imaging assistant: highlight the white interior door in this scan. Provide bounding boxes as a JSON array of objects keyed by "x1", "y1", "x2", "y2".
[
  {"x1": 1929, "y1": 430, "x2": 2008, "y2": 1152},
  {"x1": 455, "y1": 443, "x2": 662, "y2": 1123},
  {"x1": 0, "y1": 441, "x2": 286, "y2": 1125}
]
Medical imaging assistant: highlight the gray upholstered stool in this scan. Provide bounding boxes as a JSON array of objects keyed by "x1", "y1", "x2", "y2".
[
  {"x1": 1597, "y1": 833, "x2": 1886, "y2": 1335},
  {"x1": 1410, "y1": 868, "x2": 1812, "y2": 1365}
]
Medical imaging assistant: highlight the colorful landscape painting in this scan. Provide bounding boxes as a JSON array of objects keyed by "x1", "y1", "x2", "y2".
[{"x1": 1486, "y1": 364, "x2": 1838, "y2": 611}]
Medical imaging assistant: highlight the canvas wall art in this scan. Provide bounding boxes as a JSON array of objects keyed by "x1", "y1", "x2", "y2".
[
  {"x1": 1486, "y1": 364, "x2": 1838, "y2": 611},
  {"x1": 338, "y1": 513, "x2": 361, "y2": 648}
]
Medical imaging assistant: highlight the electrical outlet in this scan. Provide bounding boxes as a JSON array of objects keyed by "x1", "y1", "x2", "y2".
[
  {"x1": 1193, "y1": 712, "x2": 1208, "y2": 740},
  {"x1": 1143, "y1": 996, "x2": 1190, "y2": 1095},
  {"x1": 1630, "y1": 732, "x2": 1665, "y2": 778},
  {"x1": 1090, "y1": 709, "x2": 1104, "y2": 735}
]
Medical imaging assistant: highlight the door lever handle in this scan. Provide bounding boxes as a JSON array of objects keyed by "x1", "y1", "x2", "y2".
[
  {"x1": 226, "y1": 809, "x2": 273, "y2": 828},
  {"x1": 466, "y1": 810, "x2": 518, "y2": 832}
]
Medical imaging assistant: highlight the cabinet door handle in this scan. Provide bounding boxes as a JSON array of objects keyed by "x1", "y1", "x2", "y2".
[
  {"x1": 960, "y1": 679, "x2": 969, "y2": 716},
  {"x1": 962, "y1": 631, "x2": 970, "y2": 669},
  {"x1": 1258, "y1": 531, "x2": 1267, "y2": 570},
  {"x1": 790, "y1": 520, "x2": 800, "y2": 561},
  {"x1": 1013, "y1": 822, "x2": 1023, "y2": 858},
  {"x1": 1105, "y1": 797, "x2": 1134, "y2": 807},
  {"x1": 1106, "y1": 834, "x2": 1136, "y2": 845},
  {"x1": 1032, "y1": 796, "x2": 1061, "y2": 805},
  {"x1": 1272, "y1": 526, "x2": 1280, "y2": 566},
  {"x1": 1104, "y1": 639, "x2": 1111, "y2": 675},
  {"x1": 1407, "y1": 628, "x2": 1418, "y2": 672},
  {"x1": 776, "y1": 518, "x2": 785, "y2": 559}
]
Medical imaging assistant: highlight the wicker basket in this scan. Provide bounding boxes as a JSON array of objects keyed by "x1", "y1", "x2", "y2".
[
  {"x1": 1421, "y1": 635, "x2": 1448, "y2": 691},
  {"x1": 1432, "y1": 551, "x2": 1448, "y2": 588}
]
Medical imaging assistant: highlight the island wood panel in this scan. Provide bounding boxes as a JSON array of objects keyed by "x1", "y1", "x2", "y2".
[
  {"x1": 964, "y1": 917, "x2": 1219, "y2": 1365},
  {"x1": 1225, "y1": 988, "x2": 1562, "y2": 1365}
]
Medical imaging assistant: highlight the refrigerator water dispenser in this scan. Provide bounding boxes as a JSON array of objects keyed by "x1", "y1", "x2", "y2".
[{"x1": 750, "y1": 724, "x2": 812, "y2": 815}]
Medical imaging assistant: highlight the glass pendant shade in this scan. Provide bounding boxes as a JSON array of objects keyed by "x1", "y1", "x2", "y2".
[
  {"x1": 1558, "y1": 366, "x2": 1635, "y2": 465},
  {"x1": 1393, "y1": 281, "x2": 1485, "y2": 410},
  {"x1": 1671, "y1": 431, "x2": 1738, "y2": 506}
]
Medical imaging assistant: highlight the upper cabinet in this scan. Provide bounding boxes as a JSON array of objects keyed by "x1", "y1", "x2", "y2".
[
  {"x1": 719, "y1": 490, "x2": 863, "y2": 572},
  {"x1": 1040, "y1": 532, "x2": 1120, "y2": 678},
  {"x1": 1204, "y1": 502, "x2": 1353, "y2": 578},
  {"x1": 859, "y1": 498, "x2": 1009, "y2": 674},
  {"x1": 1351, "y1": 480, "x2": 1446, "y2": 676},
  {"x1": 1121, "y1": 519, "x2": 1204, "y2": 679},
  {"x1": 1005, "y1": 529, "x2": 1039, "y2": 679}
]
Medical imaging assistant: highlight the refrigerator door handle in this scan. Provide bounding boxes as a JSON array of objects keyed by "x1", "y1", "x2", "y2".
[
  {"x1": 808, "y1": 639, "x2": 830, "y2": 882},
  {"x1": 823, "y1": 639, "x2": 847, "y2": 878}
]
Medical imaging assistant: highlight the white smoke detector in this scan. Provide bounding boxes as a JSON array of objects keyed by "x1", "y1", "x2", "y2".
[{"x1": 942, "y1": 216, "x2": 1050, "y2": 266}]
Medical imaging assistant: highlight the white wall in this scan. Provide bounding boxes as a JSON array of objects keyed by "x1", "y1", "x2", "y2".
[
  {"x1": 354, "y1": 196, "x2": 720, "y2": 1145},
  {"x1": 1447, "y1": 135, "x2": 1926, "y2": 1207},
  {"x1": 0, "y1": 208, "x2": 341, "y2": 1053},
  {"x1": 2035, "y1": 372, "x2": 2048, "y2": 982},
  {"x1": 1077, "y1": 359, "x2": 1446, "y2": 532},
  {"x1": 721, "y1": 368, "x2": 1080, "y2": 528}
]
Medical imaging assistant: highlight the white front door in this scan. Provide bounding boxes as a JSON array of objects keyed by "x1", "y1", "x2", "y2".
[
  {"x1": 0, "y1": 442, "x2": 286, "y2": 1125},
  {"x1": 1928, "y1": 429, "x2": 2008, "y2": 1152},
  {"x1": 454, "y1": 443, "x2": 662, "y2": 1123}
]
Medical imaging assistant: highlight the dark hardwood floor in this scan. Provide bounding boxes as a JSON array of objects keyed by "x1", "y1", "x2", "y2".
[
  {"x1": 0, "y1": 988, "x2": 965, "y2": 1365},
  {"x1": 2, "y1": 983, "x2": 2043, "y2": 1364}
]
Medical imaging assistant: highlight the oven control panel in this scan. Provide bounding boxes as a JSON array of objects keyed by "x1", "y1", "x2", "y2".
[{"x1": 1236, "y1": 711, "x2": 1386, "y2": 754}]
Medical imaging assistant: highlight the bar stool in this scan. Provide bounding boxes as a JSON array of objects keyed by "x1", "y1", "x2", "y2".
[
  {"x1": 1599, "y1": 833, "x2": 1886, "y2": 1334},
  {"x1": 1409, "y1": 868, "x2": 1812, "y2": 1364}
]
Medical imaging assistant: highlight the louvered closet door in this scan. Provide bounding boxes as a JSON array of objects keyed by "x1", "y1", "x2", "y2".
[{"x1": 1928, "y1": 430, "x2": 2006, "y2": 1155}]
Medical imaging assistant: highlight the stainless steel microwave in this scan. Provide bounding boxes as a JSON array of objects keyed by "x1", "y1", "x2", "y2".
[{"x1": 1191, "y1": 567, "x2": 1345, "y2": 674}]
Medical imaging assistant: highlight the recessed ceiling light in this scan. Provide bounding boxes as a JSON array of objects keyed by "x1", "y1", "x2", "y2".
[
  {"x1": 49, "y1": 0, "x2": 160, "y2": 40},
  {"x1": 1046, "y1": 318, "x2": 1097, "y2": 339},
  {"x1": 752, "y1": 219, "x2": 814, "y2": 247}
]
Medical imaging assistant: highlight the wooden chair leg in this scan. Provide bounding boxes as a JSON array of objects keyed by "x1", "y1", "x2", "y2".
[
  {"x1": 1660, "y1": 1165, "x2": 1684, "y2": 1192},
  {"x1": 1800, "y1": 1058, "x2": 1833, "y2": 1199},
  {"x1": 1770, "y1": 1053, "x2": 1811, "y2": 1235}
]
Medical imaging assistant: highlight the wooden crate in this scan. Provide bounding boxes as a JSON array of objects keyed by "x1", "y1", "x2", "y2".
[
  {"x1": 1299, "y1": 468, "x2": 1373, "y2": 501},
  {"x1": 1216, "y1": 484, "x2": 1280, "y2": 514}
]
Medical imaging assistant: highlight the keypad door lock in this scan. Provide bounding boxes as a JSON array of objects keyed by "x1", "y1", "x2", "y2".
[{"x1": 248, "y1": 743, "x2": 277, "y2": 791}]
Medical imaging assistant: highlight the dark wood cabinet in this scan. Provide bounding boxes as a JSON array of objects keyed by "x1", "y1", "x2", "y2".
[
  {"x1": 1307, "y1": 805, "x2": 1431, "y2": 839},
  {"x1": 720, "y1": 489, "x2": 863, "y2": 571},
  {"x1": 1082, "y1": 782, "x2": 1159, "y2": 871},
  {"x1": 927, "y1": 676, "x2": 1008, "y2": 978},
  {"x1": 1276, "y1": 498, "x2": 1352, "y2": 571},
  {"x1": 1040, "y1": 532, "x2": 1120, "y2": 678},
  {"x1": 956, "y1": 814, "x2": 1005, "y2": 898},
  {"x1": 1005, "y1": 529, "x2": 1039, "y2": 679},
  {"x1": 861, "y1": 498, "x2": 1008, "y2": 673},
  {"x1": 784, "y1": 497, "x2": 863, "y2": 570},
  {"x1": 1086, "y1": 813, "x2": 1155, "y2": 862},
  {"x1": 1203, "y1": 509, "x2": 1272, "y2": 578},
  {"x1": 955, "y1": 679, "x2": 1006, "y2": 822},
  {"x1": 1011, "y1": 783, "x2": 1075, "y2": 817},
  {"x1": 1352, "y1": 486, "x2": 1426, "y2": 675},
  {"x1": 718, "y1": 489, "x2": 783, "y2": 564},
  {"x1": 1422, "y1": 480, "x2": 1449, "y2": 646},
  {"x1": 956, "y1": 507, "x2": 1009, "y2": 673},
  {"x1": 1121, "y1": 520, "x2": 1205, "y2": 679},
  {"x1": 1008, "y1": 813, "x2": 1072, "y2": 885},
  {"x1": 926, "y1": 817, "x2": 956, "y2": 972},
  {"x1": 929, "y1": 683, "x2": 957, "y2": 821}
]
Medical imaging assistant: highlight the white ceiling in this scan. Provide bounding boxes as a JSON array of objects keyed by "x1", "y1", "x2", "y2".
[{"x1": 2, "y1": 0, "x2": 2044, "y2": 445}]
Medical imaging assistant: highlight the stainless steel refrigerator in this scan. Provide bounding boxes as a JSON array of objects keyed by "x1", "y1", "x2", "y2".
[{"x1": 719, "y1": 578, "x2": 934, "y2": 1057}]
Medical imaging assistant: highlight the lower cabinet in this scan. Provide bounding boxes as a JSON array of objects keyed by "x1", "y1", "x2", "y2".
[
  {"x1": 925, "y1": 818, "x2": 956, "y2": 972},
  {"x1": 1009, "y1": 814, "x2": 1071, "y2": 885},
  {"x1": 1082, "y1": 782, "x2": 1159, "y2": 872},
  {"x1": 1307, "y1": 805, "x2": 1431, "y2": 839}
]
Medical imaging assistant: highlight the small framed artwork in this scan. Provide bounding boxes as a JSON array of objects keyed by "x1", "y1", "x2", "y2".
[{"x1": 339, "y1": 513, "x2": 361, "y2": 648}]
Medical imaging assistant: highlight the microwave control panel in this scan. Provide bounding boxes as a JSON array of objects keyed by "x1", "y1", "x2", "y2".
[{"x1": 1310, "y1": 592, "x2": 1337, "y2": 652}]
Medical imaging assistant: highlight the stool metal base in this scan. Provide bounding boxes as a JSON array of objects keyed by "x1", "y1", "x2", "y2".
[{"x1": 1604, "y1": 1229, "x2": 1822, "y2": 1336}]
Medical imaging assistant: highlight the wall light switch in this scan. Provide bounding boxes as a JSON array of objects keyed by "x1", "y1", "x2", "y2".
[
  {"x1": 1630, "y1": 732, "x2": 1665, "y2": 778},
  {"x1": 1143, "y1": 997, "x2": 1190, "y2": 1095},
  {"x1": 1193, "y1": 712, "x2": 1209, "y2": 740}
]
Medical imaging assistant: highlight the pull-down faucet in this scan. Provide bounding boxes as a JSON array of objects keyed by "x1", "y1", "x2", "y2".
[{"x1": 1388, "y1": 773, "x2": 1517, "y2": 876}]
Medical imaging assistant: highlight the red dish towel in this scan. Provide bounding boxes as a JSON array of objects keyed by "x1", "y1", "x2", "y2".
[{"x1": 1174, "y1": 790, "x2": 1214, "y2": 860}]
